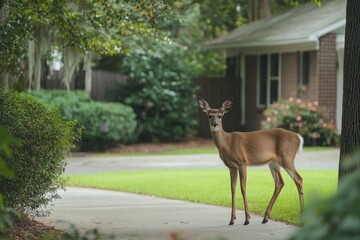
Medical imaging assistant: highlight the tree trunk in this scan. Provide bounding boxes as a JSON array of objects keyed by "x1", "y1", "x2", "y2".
[
  {"x1": 247, "y1": 0, "x2": 271, "y2": 22},
  {"x1": 62, "y1": 47, "x2": 81, "y2": 91},
  {"x1": 259, "y1": 0, "x2": 272, "y2": 19},
  {"x1": 84, "y1": 52, "x2": 92, "y2": 94},
  {"x1": 338, "y1": 0, "x2": 360, "y2": 181}
]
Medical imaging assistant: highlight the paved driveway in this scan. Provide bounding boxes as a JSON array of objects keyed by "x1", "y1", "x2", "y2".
[
  {"x1": 38, "y1": 149, "x2": 339, "y2": 240},
  {"x1": 65, "y1": 149, "x2": 340, "y2": 174}
]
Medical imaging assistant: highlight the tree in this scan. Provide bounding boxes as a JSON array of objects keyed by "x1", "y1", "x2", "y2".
[
  {"x1": 0, "y1": 0, "x2": 175, "y2": 91},
  {"x1": 339, "y1": 0, "x2": 360, "y2": 180},
  {"x1": 247, "y1": 0, "x2": 272, "y2": 22}
]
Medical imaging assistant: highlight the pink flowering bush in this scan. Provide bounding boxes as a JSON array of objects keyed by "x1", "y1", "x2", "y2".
[{"x1": 262, "y1": 97, "x2": 340, "y2": 146}]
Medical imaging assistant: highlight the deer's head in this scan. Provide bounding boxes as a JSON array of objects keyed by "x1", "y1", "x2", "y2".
[{"x1": 198, "y1": 97, "x2": 234, "y2": 132}]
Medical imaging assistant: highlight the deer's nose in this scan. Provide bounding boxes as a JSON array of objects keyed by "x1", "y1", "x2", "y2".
[{"x1": 211, "y1": 123, "x2": 218, "y2": 127}]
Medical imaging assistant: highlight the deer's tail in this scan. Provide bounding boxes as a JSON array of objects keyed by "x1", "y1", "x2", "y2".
[{"x1": 297, "y1": 134, "x2": 304, "y2": 155}]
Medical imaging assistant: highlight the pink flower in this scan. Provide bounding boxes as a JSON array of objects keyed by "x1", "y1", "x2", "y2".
[
  {"x1": 266, "y1": 117, "x2": 272, "y2": 122},
  {"x1": 314, "y1": 101, "x2": 319, "y2": 106},
  {"x1": 285, "y1": 104, "x2": 290, "y2": 109},
  {"x1": 274, "y1": 110, "x2": 279, "y2": 115},
  {"x1": 296, "y1": 116, "x2": 302, "y2": 121},
  {"x1": 300, "y1": 103, "x2": 306, "y2": 108},
  {"x1": 289, "y1": 97, "x2": 294, "y2": 102},
  {"x1": 296, "y1": 98, "x2": 302, "y2": 104}
]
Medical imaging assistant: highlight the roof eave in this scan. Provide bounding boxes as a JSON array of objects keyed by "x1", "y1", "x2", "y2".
[{"x1": 206, "y1": 38, "x2": 319, "y2": 55}]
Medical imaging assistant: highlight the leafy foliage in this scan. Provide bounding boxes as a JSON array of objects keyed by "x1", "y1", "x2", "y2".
[
  {"x1": 62, "y1": 224, "x2": 114, "y2": 240},
  {"x1": 262, "y1": 97, "x2": 339, "y2": 146},
  {"x1": 0, "y1": 0, "x2": 31, "y2": 76},
  {"x1": 113, "y1": 37, "x2": 198, "y2": 142},
  {"x1": 0, "y1": 128, "x2": 17, "y2": 236},
  {"x1": 291, "y1": 150, "x2": 360, "y2": 240},
  {"x1": 0, "y1": 91, "x2": 79, "y2": 216},
  {"x1": 30, "y1": 90, "x2": 137, "y2": 150}
]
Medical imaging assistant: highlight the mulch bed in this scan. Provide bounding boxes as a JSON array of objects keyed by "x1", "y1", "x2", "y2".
[
  {"x1": 6, "y1": 219, "x2": 63, "y2": 240},
  {"x1": 106, "y1": 138, "x2": 214, "y2": 153}
]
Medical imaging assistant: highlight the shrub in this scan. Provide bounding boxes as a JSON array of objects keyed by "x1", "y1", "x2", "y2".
[
  {"x1": 30, "y1": 90, "x2": 137, "y2": 150},
  {"x1": 72, "y1": 101, "x2": 137, "y2": 150},
  {"x1": 0, "y1": 128, "x2": 17, "y2": 236},
  {"x1": 112, "y1": 37, "x2": 198, "y2": 142},
  {"x1": 262, "y1": 97, "x2": 339, "y2": 146},
  {"x1": 0, "y1": 91, "x2": 79, "y2": 216}
]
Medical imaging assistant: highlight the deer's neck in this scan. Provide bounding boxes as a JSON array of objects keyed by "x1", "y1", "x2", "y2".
[{"x1": 211, "y1": 125, "x2": 230, "y2": 151}]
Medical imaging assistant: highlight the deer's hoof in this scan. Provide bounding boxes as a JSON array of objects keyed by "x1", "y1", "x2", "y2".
[
  {"x1": 244, "y1": 220, "x2": 250, "y2": 225},
  {"x1": 262, "y1": 219, "x2": 268, "y2": 224},
  {"x1": 229, "y1": 221, "x2": 234, "y2": 225}
]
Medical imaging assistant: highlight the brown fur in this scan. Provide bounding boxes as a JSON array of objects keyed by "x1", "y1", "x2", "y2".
[{"x1": 198, "y1": 97, "x2": 304, "y2": 225}]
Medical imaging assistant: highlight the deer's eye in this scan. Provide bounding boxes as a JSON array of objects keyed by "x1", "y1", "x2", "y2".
[
  {"x1": 208, "y1": 115, "x2": 212, "y2": 118},
  {"x1": 218, "y1": 114, "x2": 222, "y2": 118}
]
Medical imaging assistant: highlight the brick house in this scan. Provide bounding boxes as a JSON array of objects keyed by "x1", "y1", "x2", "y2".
[{"x1": 204, "y1": 0, "x2": 345, "y2": 133}]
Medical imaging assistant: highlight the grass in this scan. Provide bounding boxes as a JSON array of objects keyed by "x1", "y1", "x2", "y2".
[
  {"x1": 66, "y1": 168, "x2": 337, "y2": 225},
  {"x1": 93, "y1": 146, "x2": 336, "y2": 156}
]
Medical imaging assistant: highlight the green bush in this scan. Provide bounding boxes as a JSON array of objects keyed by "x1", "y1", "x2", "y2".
[
  {"x1": 0, "y1": 128, "x2": 17, "y2": 236},
  {"x1": 291, "y1": 150, "x2": 360, "y2": 240},
  {"x1": 262, "y1": 97, "x2": 340, "y2": 146},
  {"x1": 112, "y1": 37, "x2": 198, "y2": 142},
  {"x1": 30, "y1": 90, "x2": 137, "y2": 150},
  {"x1": 0, "y1": 91, "x2": 79, "y2": 216}
]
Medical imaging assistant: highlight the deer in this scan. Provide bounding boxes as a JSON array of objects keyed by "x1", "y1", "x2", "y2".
[{"x1": 198, "y1": 96, "x2": 304, "y2": 226}]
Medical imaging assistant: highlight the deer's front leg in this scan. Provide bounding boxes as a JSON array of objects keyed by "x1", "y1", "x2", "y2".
[
  {"x1": 239, "y1": 166, "x2": 250, "y2": 225},
  {"x1": 229, "y1": 168, "x2": 238, "y2": 225}
]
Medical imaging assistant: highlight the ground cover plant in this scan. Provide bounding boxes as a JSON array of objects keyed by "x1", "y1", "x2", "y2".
[{"x1": 66, "y1": 169, "x2": 337, "y2": 224}]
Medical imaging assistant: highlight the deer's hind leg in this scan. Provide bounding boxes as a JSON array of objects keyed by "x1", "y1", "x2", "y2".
[
  {"x1": 284, "y1": 168, "x2": 304, "y2": 212},
  {"x1": 263, "y1": 160, "x2": 284, "y2": 224}
]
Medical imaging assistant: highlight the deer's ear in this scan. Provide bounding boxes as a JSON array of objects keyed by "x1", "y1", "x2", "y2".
[
  {"x1": 222, "y1": 98, "x2": 234, "y2": 113},
  {"x1": 198, "y1": 97, "x2": 210, "y2": 112}
]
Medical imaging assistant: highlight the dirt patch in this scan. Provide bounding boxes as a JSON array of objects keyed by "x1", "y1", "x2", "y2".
[{"x1": 6, "y1": 219, "x2": 63, "y2": 240}]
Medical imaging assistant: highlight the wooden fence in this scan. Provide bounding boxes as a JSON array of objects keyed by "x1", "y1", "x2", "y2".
[
  {"x1": 43, "y1": 70, "x2": 128, "y2": 101},
  {"x1": 90, "y1": 70, "x2": 128, "y2": 101},
  {"x1": 195, "y1": 77, "x2": 242, "y2": 138}
]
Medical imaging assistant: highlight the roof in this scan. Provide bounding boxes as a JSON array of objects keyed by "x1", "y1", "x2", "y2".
[{"x1": 206, "y1": 0, "x2": 346, "y2": 53}]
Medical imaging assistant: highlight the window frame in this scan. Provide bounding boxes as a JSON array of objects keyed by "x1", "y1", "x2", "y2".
[{"x1": 257, "y1": 53, "x2": 281, "y2": 108}]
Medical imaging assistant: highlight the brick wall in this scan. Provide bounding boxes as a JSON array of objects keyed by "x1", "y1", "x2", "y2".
[{"x1": 317, "y1": 33, "x2": 338, "y2": 122}]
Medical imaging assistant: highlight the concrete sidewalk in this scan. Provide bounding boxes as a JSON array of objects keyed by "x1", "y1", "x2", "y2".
[{"x1": 38, "y1": 187, "x2": 297, "y2": 240}]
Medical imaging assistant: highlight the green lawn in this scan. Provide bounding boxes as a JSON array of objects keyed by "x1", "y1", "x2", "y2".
[
  {"x1": 66, "y1": 169, "x2": 337, "y2": 224},
  {"x1": 93, "y1": 146, "x2": 336, "y2": 157}
]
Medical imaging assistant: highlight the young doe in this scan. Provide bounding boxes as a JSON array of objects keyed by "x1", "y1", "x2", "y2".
[{"x1": 198, "y1": 96, "x2": 304, "y2": 225}]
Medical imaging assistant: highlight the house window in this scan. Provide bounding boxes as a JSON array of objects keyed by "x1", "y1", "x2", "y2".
[
  {"x1": 301, "y1": 51, "x2": 310, "y2": 86},
  {"x1": 258, "y1": 53, "x2": 280, "y2": 107},
  {"x1": 226, "y1": 56, "x2": 238, "y2": 77}
]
